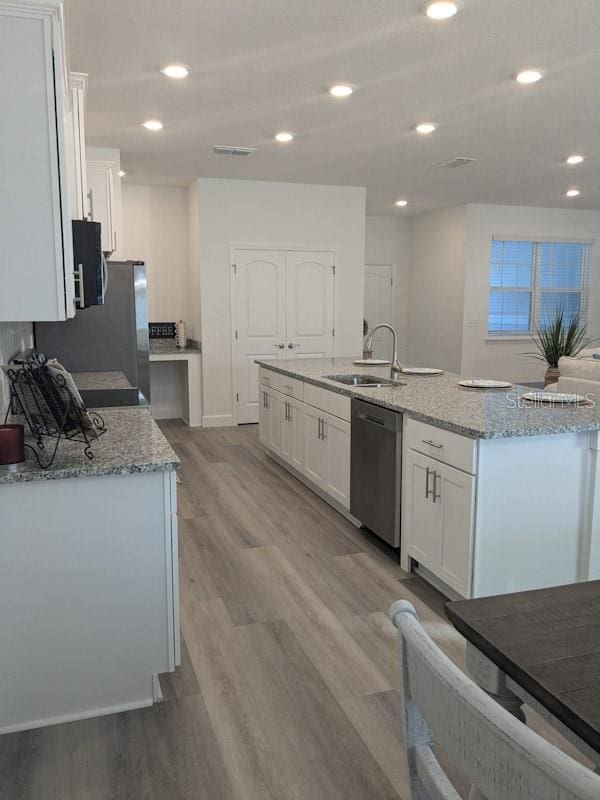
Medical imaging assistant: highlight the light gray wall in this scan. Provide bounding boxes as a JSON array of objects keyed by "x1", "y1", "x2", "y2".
[
  {"x1": 190, "y1": 178, "x2": 366, "y2": 426},
  {"x1": 365, "y1": 216, "x2": 410, "y2": 361},
  {"x1": 0, "y1": 322, "x2": 33, "y2": 419},
  {"x1": 407, "y1": 206, "x2": 468, "y2": 372}
]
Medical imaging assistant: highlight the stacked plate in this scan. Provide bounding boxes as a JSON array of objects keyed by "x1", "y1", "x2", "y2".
[{"x1": 458, "y1": 379, "x2": 512, "y2": 389}]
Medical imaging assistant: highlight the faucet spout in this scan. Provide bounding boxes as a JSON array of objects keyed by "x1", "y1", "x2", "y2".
[{"x1": 365, "y1": 323, "x2": 402, "y2": 380}]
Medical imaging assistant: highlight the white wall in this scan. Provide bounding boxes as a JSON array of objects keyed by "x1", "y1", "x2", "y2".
[
  {"x1": 189, "y1": 178, "x2": 366, "y2": 426},
  {"x1": 365, "y1": 216, "x2": 410, "y2": 360},
  {"x1": 122, "y1": 185, "x2": 191, "y2": 329},
  {"x1": 462, "y1": 204, "x2": 600, "y2": 383},
  {"x1": 0, "y1": 322, "x2": 33, "y2": 419},
  {"x1": 407, "y1": 206, "x2": 468, "y2": 372}
]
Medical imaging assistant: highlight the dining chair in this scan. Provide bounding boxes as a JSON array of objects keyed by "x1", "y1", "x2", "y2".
[{"x1": 389, "y1": 599, "x2": 600, "y2": 800}]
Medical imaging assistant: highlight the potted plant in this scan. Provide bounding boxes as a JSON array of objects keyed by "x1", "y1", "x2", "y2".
[{"x1": 523, "y1": 309, "x2": 599, "y2": 386}]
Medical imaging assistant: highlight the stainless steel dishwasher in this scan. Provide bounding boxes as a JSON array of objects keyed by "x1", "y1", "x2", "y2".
[{"x1": 350, "y1": 398, "x2": 402, "y2": 548}]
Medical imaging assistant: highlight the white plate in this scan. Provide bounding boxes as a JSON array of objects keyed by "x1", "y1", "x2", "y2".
[
  {"x1": 459, "y1": 379, "x2": 512, "y2": 389},
  {"x1": 353, "y1": 359, "x2": 391, "y2": 366},
  {"x1": 401, "y1": 367, "x2": 444, "y2": 375},
  {"x1": 521, "y1": 391, "x2": 590, "y2": 405}
]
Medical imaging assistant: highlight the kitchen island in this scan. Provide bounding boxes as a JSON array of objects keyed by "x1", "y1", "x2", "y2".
[
  {"x1": 256, "y1": 357, "x2": 600, "y2": 599},
  {"x1": 0, "y1": 407, "x2": 180, "y2": 734}
]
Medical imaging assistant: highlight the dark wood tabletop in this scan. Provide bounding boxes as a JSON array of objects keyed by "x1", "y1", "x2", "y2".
[{"x1": 446, "y1": 580, "x2": 600, "y2": 755}]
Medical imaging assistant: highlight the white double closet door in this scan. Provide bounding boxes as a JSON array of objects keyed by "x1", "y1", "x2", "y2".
[{"x1": 233, "y1": 248, "x2": 335, "y2": 424}]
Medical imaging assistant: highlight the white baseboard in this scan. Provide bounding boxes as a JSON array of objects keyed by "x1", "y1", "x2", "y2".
[
  {"x1": 151, "y1": 403, "x2": 184, "y2": 421},
  {"x1": 0, "y1": 696, "x2": 155, "y2": 736},
  {"x1": 201, "y1": 414, "x2": 236, "y2": 428}
]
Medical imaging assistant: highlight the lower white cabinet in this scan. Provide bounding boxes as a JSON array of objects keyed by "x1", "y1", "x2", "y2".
[
  {"x1": 404, "y1": 447, "x2": 475, "y2": 597},
  {"x1": 259, "y1": 376, "x2": 351, "y2": 510},
  {"x1": 281, "y1": 396, "x2": 305, "y2": 471}
]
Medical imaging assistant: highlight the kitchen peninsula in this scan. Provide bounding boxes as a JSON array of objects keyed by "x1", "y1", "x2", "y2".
[
  {"x1": 256, "y1": 357, "x2": 600, "y2": 599},
  {"x1": 0, "y1": 407, "x2": 180, "y2": 734}
]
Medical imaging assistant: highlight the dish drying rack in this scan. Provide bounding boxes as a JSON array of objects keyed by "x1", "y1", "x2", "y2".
[{"x1": 3, "y1": 352, "x2": 106, "y2": 469}]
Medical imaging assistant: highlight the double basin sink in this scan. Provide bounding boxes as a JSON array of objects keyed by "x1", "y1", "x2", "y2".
[{"x1": 323, "y1": 374, "x2": 406, "y2": 389}]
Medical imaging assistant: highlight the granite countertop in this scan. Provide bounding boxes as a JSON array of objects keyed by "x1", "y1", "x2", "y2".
[
  {"x1": 0, "y1": 407, "x2": 180, "y2": 485},
  {"x1": 149, "y1": 339, "x2": 201, "y2": 356},
  {"x1": 255, "y1": 357, "x2": 600, "y2": 440},
  {"x1": 72, "y1": 371, "x2": 133, "y2": 391}
]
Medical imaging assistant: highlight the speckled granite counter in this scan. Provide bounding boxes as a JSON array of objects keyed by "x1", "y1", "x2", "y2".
[
  {"x1": 0, "y1": 407, "x2": 180, "y2": 484},
  {"x1": 256, "y1": 357, "x2": 600, "y2": 439},
  {"x1": 149, "y1": 340, "x2": 201, "y2": 356},
  {"x1": 72, "y1": 371, "x2": 132, "y2": 391}
]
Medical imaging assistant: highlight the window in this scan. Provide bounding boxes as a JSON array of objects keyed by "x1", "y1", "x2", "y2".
[{"x1": 488, "y1": 238, "x2": 591, "y2": 335}]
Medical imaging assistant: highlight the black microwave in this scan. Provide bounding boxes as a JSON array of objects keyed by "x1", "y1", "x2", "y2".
[{"x1": 72, "y1": 220, "x2": 106, "y2": 308}]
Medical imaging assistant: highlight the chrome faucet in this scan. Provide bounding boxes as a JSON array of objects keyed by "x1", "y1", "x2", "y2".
[{"x1": 365, "y1": 323, "x2": 402, "y2": 381}]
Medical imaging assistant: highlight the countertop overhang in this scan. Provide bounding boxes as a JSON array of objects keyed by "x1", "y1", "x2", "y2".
[
  {"x1": 255, "y1": 357, "x2": 600, "y2": 440},
  {"x1": 0, "y1": 407, "x2": 180, "y2": 485}
]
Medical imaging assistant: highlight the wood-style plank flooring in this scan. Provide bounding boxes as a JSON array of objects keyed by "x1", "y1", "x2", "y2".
[{"x1": 0, "y1": 422, "x2": 588, "y2": 799}]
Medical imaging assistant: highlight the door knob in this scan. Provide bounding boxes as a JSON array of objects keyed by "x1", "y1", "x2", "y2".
[
  {"x1": 288, "y1": 343, "x2": 298, "y2": 349},
  {"x1": 274, "y1": 343, "x2": 285, "y2": 349}
]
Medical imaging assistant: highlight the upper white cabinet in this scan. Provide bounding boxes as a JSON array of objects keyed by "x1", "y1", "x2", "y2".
[
  {"x1": 87, "y1": 147, "x2": 124, "y2": 257},
  {"x1": 0, "y1": 0, "x2": 75, "y2": 321},
  {"x1": 66, "y1": 72, "x2": 89, "y2": 220}
]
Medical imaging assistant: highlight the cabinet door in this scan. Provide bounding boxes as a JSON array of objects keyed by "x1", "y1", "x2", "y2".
[
  {"x1": 437, "y1": 463, "x2": 475, "y2": 597},
  {"x1": 87, "y1": 161, "x2": 115, "y2": 253},
  {"x1": 0, "y1": 5, "x2": 73, "y2": 321},
  {"x1": 404, "y1": 449, "x2": 442, "y2": 572},
  {"x1": 281, "y1": 398, "x2": 305, "y2": 471},
  {"x1": 268, "y1": 390, "x2": 283, "y2": 457},
  {"x1": 258, "y1": 388, "x2": 271, "y2": 448},
  {"x1": 304, "y1": 406, "x2": 327, "y2": 489},
  {"x1": 66, "y1": 74, "x2": 89, "y2": 220},
  {"x1": 323, "y1": 412, "x2": 351, "y2": 508}
]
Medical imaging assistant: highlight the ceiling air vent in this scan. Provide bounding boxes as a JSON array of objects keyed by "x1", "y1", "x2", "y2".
[
  {"x1": 212, "y1": 145, "x2": 258, "y2": 156},
  {"x1": 439, "y1": 157, "x2": 478, "y2": 168}
]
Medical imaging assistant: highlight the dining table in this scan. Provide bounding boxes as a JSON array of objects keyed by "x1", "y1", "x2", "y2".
[{"x1": 446, "y1": 580, "x2": 600, "y2": 771}]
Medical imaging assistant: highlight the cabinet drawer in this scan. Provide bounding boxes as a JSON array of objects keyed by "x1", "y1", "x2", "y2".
[
  {"x1": 304, "y1": 382, "x2": 351, "y2": 422},
  {"x1": 405, "y1": 417, "x2": 477, "y2": 475},
  {"x1": 275, "y1": 374, "x2": 304, "y2": 401},
  {"x1": 259, "y1": 367, "x2": 277, "y2": 388}
]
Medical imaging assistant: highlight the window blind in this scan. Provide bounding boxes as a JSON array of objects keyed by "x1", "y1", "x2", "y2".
[{"x1": 488, "y1": 239, "x2": 591, "y2": 335}]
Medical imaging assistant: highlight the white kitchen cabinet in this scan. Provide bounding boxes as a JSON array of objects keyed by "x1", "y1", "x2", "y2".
[
  {"x1": 304, "y1": 404, "x2": 328, "y2": 487},
  {"x1": 0, "y1": 0, "x2": 75, "y2": 321},
  {"x1": 258, "y1": 386, "x2": 282, "y2": 457},
  {"x1": 404, "y1": 447, "x2": 475, "y2": 598},
  {"x1": 281, "y1": 396, "x2": 305, "y2": 471},
  {"x1": 66, "y1": 72, "x2": 89, "y2": 220},
  {"x1": 87, "y1": 147, "x2": 124, "y2": 257},
  {"x1": 321, "y1": 412, "x2": 351, "y2": 508}
]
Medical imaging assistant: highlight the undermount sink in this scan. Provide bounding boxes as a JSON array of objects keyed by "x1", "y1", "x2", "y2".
[{"x1": 323, "y1": 374, "x2": 405, "y2": 388}]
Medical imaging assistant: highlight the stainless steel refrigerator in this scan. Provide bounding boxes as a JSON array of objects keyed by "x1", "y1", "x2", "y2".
[{"x1": 35, "y1": 261, "x2": 150, "y2": 407}]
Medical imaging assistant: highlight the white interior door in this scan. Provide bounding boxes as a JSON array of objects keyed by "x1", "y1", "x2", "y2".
[
  {"x1": 233, "y1": 249, "x2": 286, "y2": 424},
  {"x1": 286, "y1": 251, "x2": 335, "y2": 358},
  {"x1": 364, "y1": 265, "x2": 393, "y2": 360}
]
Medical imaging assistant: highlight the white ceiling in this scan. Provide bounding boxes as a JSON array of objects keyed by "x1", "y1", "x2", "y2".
[{"x1": 66, "y1": 0, "x2": 600, "y2": 216}]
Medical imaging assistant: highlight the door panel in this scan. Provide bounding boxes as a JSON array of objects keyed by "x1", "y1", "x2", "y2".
[
  {"x1": 286, "y1": 251, "x2": 334, "y2": 358},
  {"x1": 233, "y1": 250, "x2": 286, "y2": 423},
  {"x1": 437, "y1": 464, "x2": 474, "y2": 597},
  {"x1": 364, "y1": 265, "x2": 393, "y2": 360}
]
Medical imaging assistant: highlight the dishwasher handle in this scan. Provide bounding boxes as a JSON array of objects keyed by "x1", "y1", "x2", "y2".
[{"x1": 353, "y1": 411, "x2": 386, "y2": 426}]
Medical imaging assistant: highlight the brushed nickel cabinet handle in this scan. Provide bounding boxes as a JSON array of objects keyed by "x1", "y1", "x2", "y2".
[
  {"x1": 433, "y1": 471, "x2": 441, "y2": 503},
  {"x1": 425, "y1": 466, "x2": 434, "y2": 499},
  {"x1": 422, "y1": 439, "x2": 444, "y2": 449}
]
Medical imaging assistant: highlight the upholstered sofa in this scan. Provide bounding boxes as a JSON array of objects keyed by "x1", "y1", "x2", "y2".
[{"x1": 545, "y1": 348, "x2": 600, "y2": 400}]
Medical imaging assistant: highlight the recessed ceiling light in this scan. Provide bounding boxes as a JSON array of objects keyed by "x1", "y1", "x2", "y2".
[
  {"x1": 161, "y1": 64, "x2": 190, "y2": 79},
  {"x1": 422, "y1": 1, "x2": 459, "y2": 19},
  {"x1": 415, "y1": 122, "x2": 437, "y2": 134},
  {"x1": 118, "y1": 169, "x2": 126, "y2": 177},
  {"x1": 515, "y1": 69, "x2": 544, "y2": 84},
  {"x1": 566, "y1": 154, "x2": 584, "y2": 165},
  {"x1": 329, "y1": 84, "x2": 354, "y2": 98},
  {"x1": 274, "y1": 131, "x2": 294, "y2": 143},
  {"x1": 141, "y1": 119, "x2": 164, "y2": 131},
  {"x1": 566, "y1": 189, "x2": 580, "y2": 197},
  {"x1": 395, "y1": 200, "x2": 408, "y2": 207}
]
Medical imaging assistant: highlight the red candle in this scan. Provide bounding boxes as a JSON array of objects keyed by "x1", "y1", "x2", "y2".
[{"x1": 0, "y1": 424, "x2": 25, "y2": 465}]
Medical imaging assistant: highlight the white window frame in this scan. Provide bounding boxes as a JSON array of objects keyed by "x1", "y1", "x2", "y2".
[{"x1": 487, "y1": 236, "x2": 592, "y2": 339}]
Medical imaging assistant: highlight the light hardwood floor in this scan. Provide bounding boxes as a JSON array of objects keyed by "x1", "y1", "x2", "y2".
[{"x1": 0, "y1": 422, "x2": 587, "y2": 799}]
